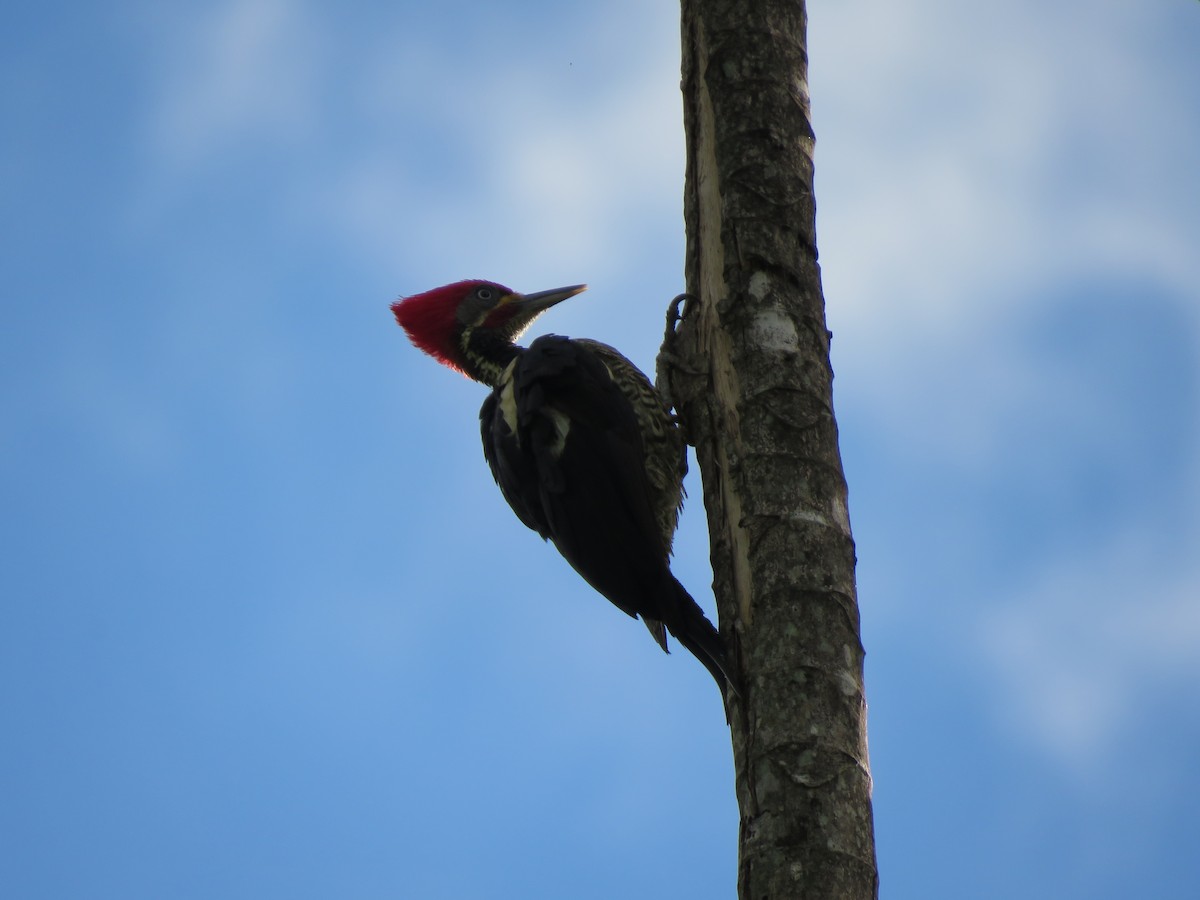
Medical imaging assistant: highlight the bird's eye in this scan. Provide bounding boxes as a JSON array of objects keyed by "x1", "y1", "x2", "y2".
[{"x1": 477, "y1": 287, "x2": 494, "y2": 302}]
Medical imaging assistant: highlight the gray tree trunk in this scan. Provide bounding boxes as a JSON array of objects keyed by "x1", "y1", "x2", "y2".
[{"x1": 663, "y1": 2, "x2": 879, "y2": 896}]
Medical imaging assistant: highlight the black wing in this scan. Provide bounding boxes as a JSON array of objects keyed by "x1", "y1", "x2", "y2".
[
  {"x1": 480, "y1": 336, "x2": 667, "y2": 621},
  {"x1": 480, "y1": 387, "x2": 551, "y2": 539},
  {"x1": 479, "y1": 336, "x2": 732, "y2": 694}
]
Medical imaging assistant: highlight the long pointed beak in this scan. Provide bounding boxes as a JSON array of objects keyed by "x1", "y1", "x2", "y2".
[{"x1": 511, "y1": 283, "x2": 588, "y2": 314}]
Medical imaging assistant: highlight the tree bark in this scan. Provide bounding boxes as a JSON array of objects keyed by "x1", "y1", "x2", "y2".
[{"x1": 665, "y1": 2, "x2": 878, "y2": 897}]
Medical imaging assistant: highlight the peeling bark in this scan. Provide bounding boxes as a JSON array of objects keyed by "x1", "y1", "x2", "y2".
[{"x1": 665, "y1": 2, "x2": 878, "y2": 896}]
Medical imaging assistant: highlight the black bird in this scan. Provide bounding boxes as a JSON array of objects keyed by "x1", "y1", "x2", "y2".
[{"x1": 391, "y1": 279, "x2": 731, "y2": 697}]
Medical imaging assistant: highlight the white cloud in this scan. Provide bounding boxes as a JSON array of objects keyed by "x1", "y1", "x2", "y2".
[
  {"x1": 323, "y1": 4, "x2": 683, "y2": 282},
  {"x1": 812, "y1": 0, "x2": 1200, "y2": 349},
  {"x1": 809, "y1": 0, "x2": 1200, "y2": 768},
  {"x1": 979, "y1": 522, "x2": 1200, "y2": 771},
  {"x1": 144, "y1": 0, "x2": 321, "y2": 166}
]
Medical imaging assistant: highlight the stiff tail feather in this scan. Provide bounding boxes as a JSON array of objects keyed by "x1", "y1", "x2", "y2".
[{"x1": 664, "y1": 577, "x2": 739, "y2": 699}]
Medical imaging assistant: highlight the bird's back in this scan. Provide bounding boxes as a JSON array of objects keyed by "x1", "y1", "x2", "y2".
[{"x1": 573, "y1": 338, "x2": 686, "y2": 557}]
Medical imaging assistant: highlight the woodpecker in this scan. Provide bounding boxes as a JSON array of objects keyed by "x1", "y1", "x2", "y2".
[{"x1": 391, "y1": 279, "x2": 732, "y2": 697}]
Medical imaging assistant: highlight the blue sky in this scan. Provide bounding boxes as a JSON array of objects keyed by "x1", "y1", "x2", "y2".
[{"x1": 2, "y1": 0, "x2": 1197, "y2": 897}]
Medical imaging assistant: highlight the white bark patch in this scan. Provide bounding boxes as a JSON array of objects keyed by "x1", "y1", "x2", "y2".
[
  {"x1": 749, "y1": 306, "x2": 800, "y2": 353},
  {"x1": 791, "y1": 508, "x2": 831, "y2": 527},
  {"x1": 837, "y1": 666, "x2": 861, "y2": 697},
  {"x1": 748, "y1": 269, "x2": 773, "y2": 300},
  {"x1": 831, "y1": 492, "x2": 852, "y2": 536}
]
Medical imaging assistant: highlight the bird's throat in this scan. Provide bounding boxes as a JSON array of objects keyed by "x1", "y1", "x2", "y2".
[{"x1": 459, "y1": 325, "x2": 521, "y2": 386}]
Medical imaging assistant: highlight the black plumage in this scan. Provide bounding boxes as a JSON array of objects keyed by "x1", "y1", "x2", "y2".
[
  {"x1": 480, "y1": 335, "x2": 731, "y2": 695},
  {"x1": 392, "y1": 280, "x2": 731, "y2": 699}
]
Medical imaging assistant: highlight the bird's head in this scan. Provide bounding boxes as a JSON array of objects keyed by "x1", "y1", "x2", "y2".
[{"x1": 391, "y1": 279, "x2": 587, "y2": 377}]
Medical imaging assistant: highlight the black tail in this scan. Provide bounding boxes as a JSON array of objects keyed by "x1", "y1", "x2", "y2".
[{"x1": 663, "y1": 577, "x2": 739, "y2": 699}]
